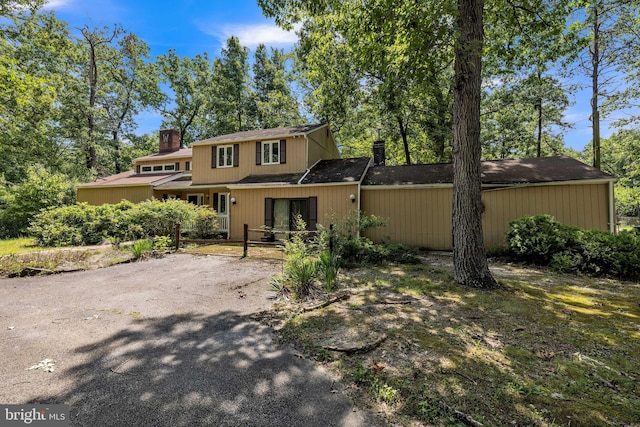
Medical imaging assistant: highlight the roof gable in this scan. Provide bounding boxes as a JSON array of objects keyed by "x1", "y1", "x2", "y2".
[{"x1": 192, "y1": 124, "x2": 326, "y2": 146}]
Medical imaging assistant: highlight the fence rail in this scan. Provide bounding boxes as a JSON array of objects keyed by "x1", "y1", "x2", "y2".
[{"x1": 174, "y1": 223, "x2": 333, "y2": 257}]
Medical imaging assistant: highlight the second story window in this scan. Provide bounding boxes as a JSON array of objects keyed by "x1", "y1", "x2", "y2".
[
  {"x1": 212, "y1": 144, "x2": 239, "y2": 168},
  {"x1": 262, "y1": 140, "x2": 280, "y2": 165},
  {"x1": 218, "y1": 145, "x2": 234, "y2": 168}
]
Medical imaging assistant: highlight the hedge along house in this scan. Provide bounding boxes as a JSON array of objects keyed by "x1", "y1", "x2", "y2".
[{"x1": 78, "y1": 124, "x2": 616, "y2": 249}]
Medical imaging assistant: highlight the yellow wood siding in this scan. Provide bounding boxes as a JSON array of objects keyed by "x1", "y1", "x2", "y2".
[
  {"x1": 228, "y1": 184, "x2": 359, "y2": 239},
  {"x1": 481, "y1": 183, "x2": 610, "y2": 248},
  {"x1": 77, "y1": 186, "x2": 154, "y2": 205},
  {"x1": 361, "y1": 187, "x2": 453, "y2": 250},
  {"x1": 191, "y1": 137, "x2": 307, "y2": 184},
  {"x1": 361, "y1": 183, "x2": 611, "y2": 250},
  {"x1": 307, "y1": 126, "x2": 341, "y2": 165}
]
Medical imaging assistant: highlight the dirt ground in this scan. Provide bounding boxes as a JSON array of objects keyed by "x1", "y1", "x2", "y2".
[{"x1": 0, "y1": 253, "x2": 383, "y2": 426}]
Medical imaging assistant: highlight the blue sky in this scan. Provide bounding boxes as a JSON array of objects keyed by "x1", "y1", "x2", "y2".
[{"x1": 44, "y1": 0, "x2": 620, "y2": 153}]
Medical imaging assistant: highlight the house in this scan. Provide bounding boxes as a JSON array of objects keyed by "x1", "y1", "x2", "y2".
[{"x1": 77, "y1": 124, "x2": 617, "y2": 250}]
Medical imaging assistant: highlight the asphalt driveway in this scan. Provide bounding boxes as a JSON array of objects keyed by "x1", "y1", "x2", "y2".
[{"x1": 0, "y1": 254, "x2": 382, "y2": 426}]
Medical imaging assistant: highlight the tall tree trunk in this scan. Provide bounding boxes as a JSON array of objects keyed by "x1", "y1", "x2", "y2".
[
  {"x1": 536, "y1": 67, "x2": 543, "y2": 158},
  {"x1": 451, "y1": 0, "x2": 498, "y2": 289},
  {"x1": 591, "y1": 3, "x2": 601, "y2": 169},
  {"x1": 397, "y1": 116, "x2": 411, "y2": 165},
  {"x1": 112, "y1": 131, "x2": 121, "y2": 174},
  {"x1": 87, "y1": 41, "x2": 98, "y2": 170},
  {"x1": 433, "y1": 84, "x2": 450, "y2": 162}
]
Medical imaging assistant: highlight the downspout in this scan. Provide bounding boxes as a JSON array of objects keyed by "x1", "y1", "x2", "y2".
[
  {"x1": 609, "y1": 181, "x2": 615, "y2": 234},
  {"x1": 298, "y1": 159, "x2": 321, "y2": 184}
]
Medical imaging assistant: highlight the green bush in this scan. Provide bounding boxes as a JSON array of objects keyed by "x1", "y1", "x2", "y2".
[
  {"x1": 0, "y1": 166, "x2": 76, "y2": 238},
  {"x1": 131, "y1": 239, "x2": 153, "y2": 259},
  {"x1": 29, "y1": 199, "x2": 218, "y2": 247},
  {"x1": 327, "y1": 210, "x2": 418, "y2": 266},
  {"x1": 615, "y1": 185, "x2": 640, "y2": 217},
  {"x1": 506, "y1": 215, "x2": 579, "y2": 264},
  {"x1": 505, "y1": 215, "x2": 640, "y2": 280},
  {"x1": 183, "y1": 207, "x2": 219, "y2": 239}
]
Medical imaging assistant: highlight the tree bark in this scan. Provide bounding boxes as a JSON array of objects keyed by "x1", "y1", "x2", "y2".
[
  {"x1": 451, "y1": 0, "x2": 498, "y2": 289},
  {"x1": 536, "y1": 67, "x2": 543, "y2": 158},
  {"x1": 397, "y1": 115, "x2": 412, "y2": 165},
  {"x1": 591, "y1": 3, "x2": 601, "y2": 170}
]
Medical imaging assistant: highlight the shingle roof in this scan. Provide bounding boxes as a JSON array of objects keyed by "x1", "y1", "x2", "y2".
[
  {"x1": 135, "y1": 148, "x2": 192, "y2": 161},
  {"x1": 301, "y1": 157, "x2": 371, "y2": 184},
  {"x1": 153, "y1": 175, "x2": 194, "y2": 189},
  {"x1": 193, "y1": 124, "x2": 326, "y2": 145},
  {"x1": 235, "y1": 173, "x2": 303, "y2": 185},
  {"x1": 78, "y1": 171, "x2": 183, "y2": 187},
  {"x1": 363, "y1": 156, "x2": 616, "y2": 186}
]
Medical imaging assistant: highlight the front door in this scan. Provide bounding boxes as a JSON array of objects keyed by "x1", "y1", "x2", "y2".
[{"x1": 217, "y1": 193, "x2": 229, "y2": 234}]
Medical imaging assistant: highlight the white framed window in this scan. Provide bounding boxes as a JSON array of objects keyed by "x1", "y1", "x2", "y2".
[
  {"x1": 218, "y1": 145, "x2": 234, "y2": 168},
  {"x1": 140, "y1": 164, "x2": 177, "y2": 174},
  {"x1": 262, "y1": 140, "x2": 280, "y2": 165},
  {"x1": 187, "y1": 193, "x2": 204, "y2": 205}
]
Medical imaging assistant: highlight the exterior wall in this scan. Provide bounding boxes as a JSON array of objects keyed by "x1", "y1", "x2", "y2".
[
  {"x1": 481, "y1": 183, "x2": 611, "y2": 249},
  {"x1": 361, "y1": 182, "x2": 612, "y2": 250},
  {"x1": 307, "y1": 126, "x2": 341, "y2": 165},
  {"x1": 77, "y1": 186, "x2": 154, "y2": 205},
  {"x1": 191, "y1": 137, "x2": 307, "y2": 185},
  {"x1": 228, "y1": 184, "x2": 359, "y2": 240},
  {"x1": 361, "y1": 187, "x2": 453, "y2": 250}
]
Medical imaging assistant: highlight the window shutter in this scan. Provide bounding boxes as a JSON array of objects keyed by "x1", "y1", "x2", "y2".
[
  {"x1": 280, "y1": 139, "x2": 286, "y2": 164},
  {"x1": 256, "y1": 141, "x2": 262, "y2": 165},
  {"x1": 136, "y1": 165, "x2": 141, "y2": 174},
  {"x1": 308, "y1": 196, "x2": 317, "y2": 231},
  {"x1": 233, "y1": 144, "x2": 239, "y2": 167},
  {"x1": 264, "y1": 198, "x2": 274, "y2": 228},
  {"x1": 211, "y1": 147, "x2": 217, "y2": 168},
  {"x1": 175, "y1": 162, "x2": 180, "y2": 171},
  {"x1": 213, "y1": 193, "x2": 219, "y2": 212}
]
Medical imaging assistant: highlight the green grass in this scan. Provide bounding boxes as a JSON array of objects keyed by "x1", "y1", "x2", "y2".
[
  {"x1": 0, "y1": 238, "x2": 45, "y2": 255},
  {"x1": 0, "y1": 239, "x2": 134, "y2": 277},
  {"x1": 271, "y1": 262, "x2": 640, "y2": 426}
]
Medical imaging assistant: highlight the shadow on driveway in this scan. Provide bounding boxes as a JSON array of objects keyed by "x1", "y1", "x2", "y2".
[{"x1": 27, "y1": 310, "x2": 380, "y2": 426}]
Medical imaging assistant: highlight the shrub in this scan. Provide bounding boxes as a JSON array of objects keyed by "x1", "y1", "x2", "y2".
[
  {"x1": 505, "y1": 215, "x2": 640, "y2": 280},
  {"x1": 505, "y1": 215, "x2": 579, "y2": 264},
  {"x1": 279, "y1": 216, "x2": 318, "y2": 299},
  {"x1": 326, "y1": 210, "x2": 418, "y2": 266},
  {"x1": 615, "y1": 185, "x2": 640, "y2": 217},
  {"x1": 130, "y1": 239, "x2": 153, "y2": 259},
  {"x1": 29, "y1": 199, "x2": 218, "y2": 247},
  {"x1": 317, "y1": 250, "x2": 338, "y2": 294},
  {"x1": 183, "y1": 207, "x2": 219, "y2": 239},
  {"x1": 0, "y1": 166, "x2": 76, "y2": 238}
]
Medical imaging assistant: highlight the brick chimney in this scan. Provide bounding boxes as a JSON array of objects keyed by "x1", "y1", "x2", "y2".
[
  {"x1": 159, "y1": 129, "x2": 181, "y2": 153},
  {"x1": 372, "y1": 140, "x2": 385, "y2": 166}
]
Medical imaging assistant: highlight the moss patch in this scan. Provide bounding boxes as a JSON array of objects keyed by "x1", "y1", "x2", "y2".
[{"x1": 266, "y1": 257, "x2": 640, "y2": 426}]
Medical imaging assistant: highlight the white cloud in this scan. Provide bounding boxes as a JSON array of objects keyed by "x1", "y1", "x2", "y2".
[
  {"x1": 43, "y1": 0, "x2": 74, "y2": 9},
  {"x1": 201, "y1": 22, "x2": 299, "y2": 48}
]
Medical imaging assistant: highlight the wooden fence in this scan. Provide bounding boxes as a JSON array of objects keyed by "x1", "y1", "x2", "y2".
[{"x1": 174, "y1": 223, "x2": 332, "y2": 257}]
